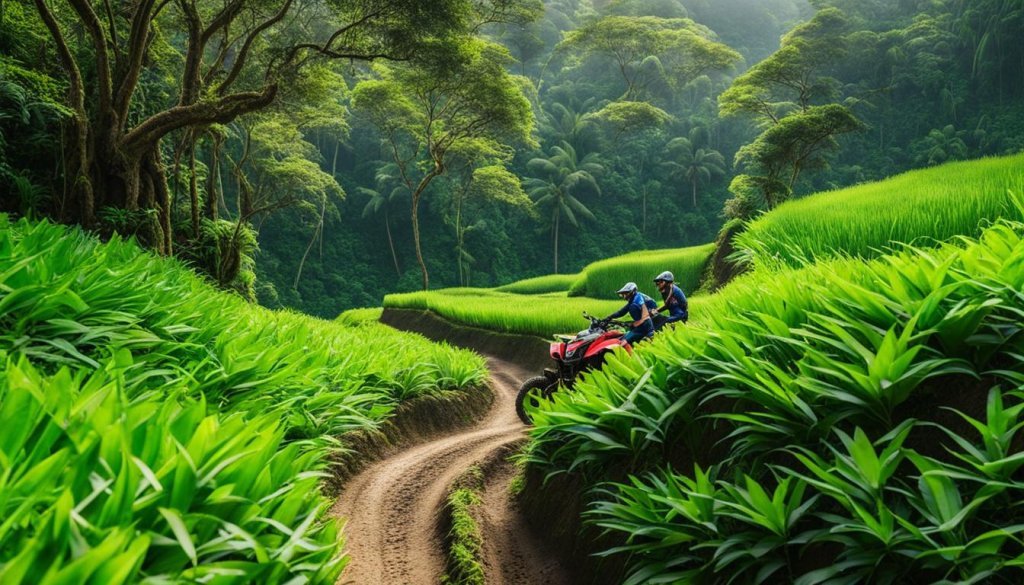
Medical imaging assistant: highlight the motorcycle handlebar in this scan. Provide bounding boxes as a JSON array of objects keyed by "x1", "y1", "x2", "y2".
[{"x1": 582, "y1": 311, "x2": 629, "y2": 329}]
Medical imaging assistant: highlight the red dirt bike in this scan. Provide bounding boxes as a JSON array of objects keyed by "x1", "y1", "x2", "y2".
[{"x1": 515, "y1": 312, "x2": 635, "y2": 424}]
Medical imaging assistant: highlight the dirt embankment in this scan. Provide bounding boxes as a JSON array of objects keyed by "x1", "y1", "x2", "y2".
[
  {"x1": 366, "y1": 308, "x2": 628, "y2": 585},
  {"x1": 380, "y1": 308, "x2": 553, "y2": 372}
]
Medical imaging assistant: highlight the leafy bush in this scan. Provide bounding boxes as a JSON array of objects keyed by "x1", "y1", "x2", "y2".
[
  {"x1": 0, "y1": 215, "x2": 487, "y2": 582},
  {"x1": 527, "y1": 217, "x2": 1024, "y2": 583}
]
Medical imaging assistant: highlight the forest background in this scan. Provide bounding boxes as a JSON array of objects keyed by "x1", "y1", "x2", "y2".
[{"x1": 1, "y1": 0, "x2": 1021, "y2": 316}]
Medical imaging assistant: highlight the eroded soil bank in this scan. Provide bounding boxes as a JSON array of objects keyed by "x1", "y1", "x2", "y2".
[{"x1": 375, "y1": 308, "x2": 626, "y2": 585}]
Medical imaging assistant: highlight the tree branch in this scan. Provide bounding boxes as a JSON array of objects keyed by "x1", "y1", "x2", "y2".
[
  {"x1": 66, "y1": 0, "x2": 114, "y2": 114},
  {"x1": 217, "y1": 0, "x2": 293, "y2": 95},
  {"x1": 114, "y1": 0, "x2": 158, "y2": 124},
  {"x1": 177, "y1": 0, "x2": 203, "y2": 105},
  {"x1": 102, "y1": 0, "x2": 121, "y2": 64},
  {"x1": 201, "y1": 0, "x2": 246, "y2": 44},
  {"x1": 123, "y1": 85, "x2": 278, "y2": 151}
]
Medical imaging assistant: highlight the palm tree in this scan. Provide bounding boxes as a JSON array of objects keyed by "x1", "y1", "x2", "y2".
[
  {"x1": 360, "y1": 163, "x2": 405, "y2": 276},
  {"x1": 661, "y1": 136, "x2": 726, "y2": 208},
  {"x1": 525, "y1": 142, "x2": 603, "y2": 273},
  {"x1": 542, "y1": 100, "x2": 601, "y2": 155}
]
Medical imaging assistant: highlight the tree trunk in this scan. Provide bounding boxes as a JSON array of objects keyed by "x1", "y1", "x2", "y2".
[
  {"x1": 410, "y1": 162, "x2": 444, "y2": 291},
  {"x1": 411, "y1": 193, "x2": 428, "y2": 290},
  {"x1": 143, "y1": 147, "x2": 172, "y2": 253},
  {"x1": 385, "y1": 209, "x2": 400, "y2": 276},
  {"x1": 235, "y1": 126, "x2": 254, "y2": 218},
  {"x1": 294, "y1": 198, "x2": 326, "y2": 289},
  {"x1": 642, "y1": 185, "x2": 647, "y2": 234},
  {"x1": 455, "y1": 190, "x2": 464, "y2": 286},
  {"x1": 206, "y1": 132, "x2": 222, "y2": 221},
  {"x1": 189, "y1": 141, "x2": 200, "y2": 238},
  {"x1": 66, "y1": 117, "x2": 97, "y2": 225},
  {"x1": 692, "y1": 178, "x2": 698, "y2": 208},
  {"x1": 553, "y1": 207, "x2": 560, "y2": 274}
]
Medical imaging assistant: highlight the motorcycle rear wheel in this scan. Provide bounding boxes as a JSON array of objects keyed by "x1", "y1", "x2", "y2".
[{"x1": 515, "y1": 375, "x2": 557, "y2": 425}]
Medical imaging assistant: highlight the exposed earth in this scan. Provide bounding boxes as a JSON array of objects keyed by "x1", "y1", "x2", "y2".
[{"x1": 332, "y1": 357, "x2": 572, "y2": 585}]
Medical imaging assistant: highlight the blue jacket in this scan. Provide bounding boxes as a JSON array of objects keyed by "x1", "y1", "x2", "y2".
[
  {"x1": 610, "y1": 293, "x2": 655, "y2": 334},
  {"x1": 661, "y1": 284, "x2": 688, "y2": 321}
]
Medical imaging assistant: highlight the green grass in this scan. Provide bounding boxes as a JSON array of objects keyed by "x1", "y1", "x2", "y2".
[
  {"x1": 385, "y1": 288, "x2": 627, "y2": 338},
  {"x1": 568, "y1": 243, "x2": 714, "y2": 297},
  {"x1": 0, "y1": 216, "x2": 487, "y2": 583},
  {"x1": 441, "y1": 467, "x2": 485, "y2": 585},
  {"x1": 524, "y1": 218, "x2": 1024, "y2": 584},
  {"x1": 735, "y1": 153, "x2": 1024, "y2": 270},
  {"x1": 495, "y1": 273, "x2": 580, "y2": 294},
  {"x1": 384, "y1": 244, "x2": 715, "y2": 339},
  {"x1": 336, "y1": 306, "x2": 384, "y2": 325}
]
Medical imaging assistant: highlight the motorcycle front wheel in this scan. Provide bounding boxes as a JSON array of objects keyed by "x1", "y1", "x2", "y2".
[{"x1": 515, "y1": 375, "x2": 557, "y2": 425}]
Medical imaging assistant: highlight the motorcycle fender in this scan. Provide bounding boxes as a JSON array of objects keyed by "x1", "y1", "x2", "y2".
[
  {"x1": 584, "y1": 339, "x2": 627, "y2": 359},
  {"x1": 550, "y1": 342, "x2": 565, "y2": 361}
]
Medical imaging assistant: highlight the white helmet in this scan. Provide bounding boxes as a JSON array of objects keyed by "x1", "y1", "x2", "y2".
[
  {"x1": 616, "y1": 282, "x2": 638, "y2": 295},
  {"x1": 654, "y1": 271, "x2": 674, "y2": 283}
]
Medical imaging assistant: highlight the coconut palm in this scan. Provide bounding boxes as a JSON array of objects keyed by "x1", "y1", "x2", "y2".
[
  {"x1": 661, "y1": 136, "x2": 726, "y2": 208},
  {"x1": 542, "y1": 100, "x2": 602, "y2": 155},
  {"x1": 525, "y1": 142, "x2": 603, "y2": 273},
  {"x1": 360, "y1": 162, "x2": 405, "y2": 276}
]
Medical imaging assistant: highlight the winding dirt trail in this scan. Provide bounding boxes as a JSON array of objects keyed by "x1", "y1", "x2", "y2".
[{"x1": 332, "y1": 358, "x2": 572, "y2": 585}]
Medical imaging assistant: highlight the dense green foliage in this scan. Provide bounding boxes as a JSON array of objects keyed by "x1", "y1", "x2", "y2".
[
  {"x1": 524, "y1": 215, "x2": 1024, "y2": 583},
  {"x1": 2, "y1": 0, "x2": 1023, "y2": 316},
  {"x1": 568, "y1": 243, "x2": 713, "y2": 297},
  {"x1": 242, "y1": 0, "x2": 810, "y2": 313},
  {"x1": 0, "y1": 216, "x2": 486, "y2": 582}
]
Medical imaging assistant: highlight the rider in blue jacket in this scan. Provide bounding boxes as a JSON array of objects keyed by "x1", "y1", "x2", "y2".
[
  {"x1": 653, "y1": 271, "x2": 688, "y2": 330},
  {"x1": 606, "y1": 282, "x2": 655, "y2": 344}
]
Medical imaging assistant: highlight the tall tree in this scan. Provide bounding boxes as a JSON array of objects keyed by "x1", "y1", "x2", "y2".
[
  {"x1": 559, "y1": 15, "x2": 740, "y2": 100},
  {"x1": 719, "y1": 7, "x2": 849, "y2": 123},
  {"x1": 31, "y1": 0, "x2": 525, "y2": 253},
  {"x1": 360, "y1": 163, "x2": 406, "y2": 278},
  {"x1": 720, "y1": 7, "x2": 861, "y2": 213},
  {"x1": 661, "y1": 136, "x2": 726, "y2": 207},
  {"x1": 352, "y1": 38, "x2": 535, "y2": 290},
  {"x1": 732, "y1": 103, "x2": 863, "y2": 209},
  {"x1": 525, "y1": 142, "x2": 603, "y2": 273}
]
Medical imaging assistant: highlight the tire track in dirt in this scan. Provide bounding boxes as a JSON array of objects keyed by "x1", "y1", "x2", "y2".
[{"x1": 332, "y1": 357, "x2": 572, "y2": 585}]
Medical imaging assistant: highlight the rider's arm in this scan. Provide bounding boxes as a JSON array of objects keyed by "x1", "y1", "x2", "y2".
[
  {"x1": 633, "y1": 304, "x2": 649, "y2": 328},
  {"x1": 607, "y1": 304, "x2": 629, "y2": 320}
]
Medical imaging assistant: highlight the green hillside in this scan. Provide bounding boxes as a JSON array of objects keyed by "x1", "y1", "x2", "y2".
[
  {"x1": 528, "y1": 216, "x2": 1024, "y2": 583},
  {"x1": 735, "y1": 153, "x2": 1024, "y2": 270},
  {"x1": 0, "y1": 216, "x2": 486, "y2": 583},
  {"x1": 386, "y1": 154, "x2": 1024, "y2": 340},
  {"x1": 385, "y1": 156, "x2": 1024, "y2": 582},
  {"x1": 567, "y1": 244, "x2": 715, "y2": 298}
]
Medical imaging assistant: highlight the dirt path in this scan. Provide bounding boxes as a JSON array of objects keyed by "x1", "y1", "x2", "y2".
[{"x1": 332, "y1": 358, "x2": 573, "y2": 585}]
